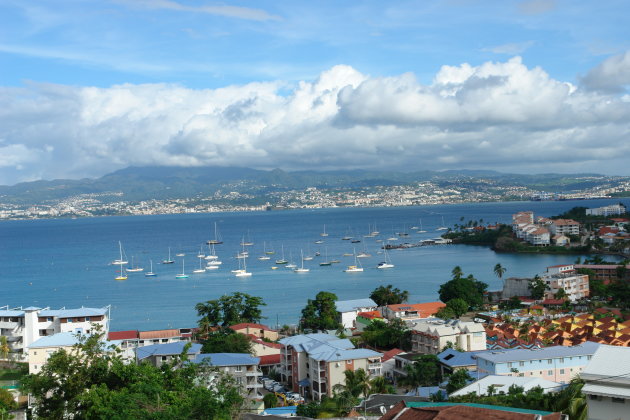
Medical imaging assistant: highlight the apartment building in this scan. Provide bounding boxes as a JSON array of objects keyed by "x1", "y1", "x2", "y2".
[
  {"x1": 475, "y1": 341, "x2": 599, "y2": 384},
  {"x1": 409, "y1": 319, "x2": 486, "y2": 355},
  {"x1": 136, "y1": 341, "x2": 202, "y2": 367},
  {"x1": 543, "y1": 265, "x2": 589, "y2": 302},
  {"x1": 0, "y1": 305, "x2": 109, "y2": 356},
  {"x1": 381, "y1": 302, "x2": 445, "y2": 322},
  {"x1": 335, "y1": 298, "x2": 378, "y2": 328},
  {"x1": 586, "y1": 204, "x2": 627, "y2": 217},
  {"x1": 548, "y1": 219, "x2": 580, "y2": 237},
  {"x1": 193, "y1": 353, "x2": 262, "y2": 399},
  {"x1": 582, "y1": 345, "x2": 630, "y2": 420},
  {"x1": 279, "y1": 333, "x2": 382, "y2": 400},
  {"x1": 512, "y1": 212, "x2": 551, "y2": 246},
  {"x1": 229, "y1": 323, "x2": 279, "y2": 341}
]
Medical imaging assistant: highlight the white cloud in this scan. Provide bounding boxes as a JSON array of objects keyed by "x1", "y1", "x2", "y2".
[
  {"x1": 119, "y1": 0, "x2": 281, "y2": 21},
  {"x1": 482, "y1": 41, "x2": 535, "y2": 55},
  {"x1": 0, "y1": 59, "x2": 629, "y2": 185},
  {"x1": 581, "y1": 50, "x2": 630, "y2": 93}
]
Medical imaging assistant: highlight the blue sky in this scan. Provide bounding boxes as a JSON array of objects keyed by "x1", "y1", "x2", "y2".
[{"x1": 0, "y1": 0, "x2": 629, "y2": 184}]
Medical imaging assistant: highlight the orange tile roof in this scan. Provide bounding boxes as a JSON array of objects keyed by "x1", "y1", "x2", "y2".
[
  {"x1": 138, "y1": 329, "x2": 180, "y2": 339},
  {"x1": 229, "y1": 323, "x2": 276, "y2": 332},
  {"x1": 386, "y1": 301, "x2": 446, "y2": 317}
]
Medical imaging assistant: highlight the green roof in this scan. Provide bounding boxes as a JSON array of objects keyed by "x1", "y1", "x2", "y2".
[{"x1": 404, "y1": 402, "x2": 554, "y2": 415}]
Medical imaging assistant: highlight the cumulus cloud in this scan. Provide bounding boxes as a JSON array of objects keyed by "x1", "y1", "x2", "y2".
[
  {"x1": 0, "y1": 58, "x2": 629, "y2": 185},
  {"x1": 581, "y1": 50, "x2": 630, "y2": 93}
]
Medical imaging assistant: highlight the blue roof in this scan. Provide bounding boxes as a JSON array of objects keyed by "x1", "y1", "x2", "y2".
[
  {"x1": 408, "y1": 386, "x2": 445, "y2": 398},
  {"x1": 309, "y1": 348, "x2": 382, "y2": 362},
  {"x1": 28, "y1": 332, "x2": 80, "y2": 348},
  {"x1": 476, "y1": 341, "x2": 600, "y2": 363},
  {"x1": 38, "y1": 307, "x2": 108, "y2": 318},
  {"x1": 279, "y1": 333, "x2": 354, "y2": 353},
  {"x1": 0, "y1": 310, "x2": 25, "y2": 317},
  {"x1": 136, "y1": 342, "x2": 202, "y2": 360},
  {"x1": 193, "y1": 353, "x2": 260, "y2": 366},
  {"x1": 437, "y1": 348, "x2": 501, "y2": 368},
  {"x1": 336, "y1": 298, "x2": 377, "y2": 313}
]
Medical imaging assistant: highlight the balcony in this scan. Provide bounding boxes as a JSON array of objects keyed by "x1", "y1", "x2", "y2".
[{"x1": 368, "y1": 363, "x2": 382, "y2": 370}]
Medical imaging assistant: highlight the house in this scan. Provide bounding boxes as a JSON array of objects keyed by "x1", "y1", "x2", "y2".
[
  {"x1": 136, "y1": 341, "x2": 202, "y2": 367},
  {"x1": 229, "y1": 323, "x2": 279, "y2": 341},
  {"x1": 449, "y1": 375, "x2": 562, "y2": 397},
  {"x1": 355, "y1": 310, "x2": 385, "y2": 332},
  {"x1": 581, "y1": 344, "x2": 630, "y2": 420},
  {"x1": 475, "y1": 341, "x2": 599, "y2": 384},
  {"x1": 437, "y1": 348, "x2": 497, "y2": 376},
  {"x1": 575, "y1": 264, "x2": 630, "y2": 283},
  {"x1": 380, "y1": 401, "x2": 563, "y2": 420},
  {"x1": 409, "y1": 319, "x2": 486, "y2": 354},
  {"x1": 0, "y1": 306, "x2": 110, "y2": 357},
  {"x1": 381, "y1": 348, "x2": 404, "y2": 379},
  {"x1": 108, "y1": 327, "x2": 196, "y2": 361},
  {"x1": 542, "y1": 265, "x2": 589, "y2": 302},
  {"x1": 193, "y1": 353, "x2": 262, "y2": 398},
  {"x1": 248, "y1": 334, "x2": 282, "y2": 357},
  {"x1": 279, "y1": 333, "x2": 382, "y2": 400},
  {"x1": 335, "y1": 298, "x2": 378, "y2": 328},
  {"x1": 381, "y1": 302, "x2": 446, "y2": 321}
]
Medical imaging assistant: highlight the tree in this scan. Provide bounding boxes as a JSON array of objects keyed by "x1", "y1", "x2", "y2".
[
  {"x1": 435, "y1": 306, "x2": 456, "y2": 320},
  {"x1": 263, "y1": 393, "x2": 278, "y2": 409},
  {"x1": 196, "y1": 292, "x2": 266, "y2": 328},
  {"x1": 445, "y1": 369, "x2": 473, "y2": 394},
  {"x1": 200, "y1": 328, "x2": 253, "y2": 354},
  {"x1": 0, "y1": 336, "x2": 9, "y2": 361},
  {"x1": 333, "y1": 369, "x2": 371, "y2": 399},
  {"x1": 361, "y1": 318, "x2": 411, "y2": 350},
  {"x1": 528, "y1": 275, "x2": 548, "y2": 300},
  {"x1": 451, "y1": 266, "x2": 464, "y2": 279},
  {"x1": 439, "y1": 268, "x2": 487, "y2": 309},
  {"x1": 398, "y1": 355, "x2": 442, "y2": 390},
  {"x1": 499, "y1": 296, "x2": 522, "y2": 311},
  {"x1": 369, "y1": 376, "x2": 394, "y2": 394},
  {"x1": 554, "y1": 288, "x2": 567, "y2": 300},
  {"x1": 445, "y1": 298, "x2": 469, "y2": 318},
  {"x1": 21, "y1": 328, "x2": 244, "y2": 419},
  {"x1": 0, "y1": 387, "x2": 16, "y2": 413},
  {"x1": 300, "y1": 291, "x2": 341, "y2": 332},
  {"x1": 493, "y1": 263, "x2": 507, "y2": 284},
  {"x1": 369, "y1": 284, "x2": 409, "y2": 306}
]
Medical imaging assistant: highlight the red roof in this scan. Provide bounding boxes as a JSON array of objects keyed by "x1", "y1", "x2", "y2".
[
  {"x1": 229, "y1": 323, "x2": 275, "y2": 332},
  {"x1": 386, "y1": 302, "x2": 446, "y2": 317},
  {"x1": 248, "y1": 334, "x2": 283, "y2": 349},
  {"x1": 542, "y1": 299, "x2": 565, "y2": 305},
  {"x1": 381, "y1": 348, "x2": 404, "y2": 362},
  {"x1": 108, "y1": 330, "x2": 139, "y2": 340},
  {"x1": 258, "y1": 354, "x2": 281, "y2": 366},
  {"x1": 357, "y1": 310, "x2": 382, "y2": 320}
]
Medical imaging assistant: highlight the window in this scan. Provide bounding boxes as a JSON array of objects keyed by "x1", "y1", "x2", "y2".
[
  {"x1": 559, "y1": 358, "x2": 564, "y2": 363},
  {"x1": 560, "y1": 369, "x2": 565, "y2": 374},
  {"x1": 547, "y1": 359, "x2": 552, "y2": 364},
  {"x1": 518, "y1": 373, "x2": 524, "y2": 377},
  {"x1": 508, "y1": 362, "x2": 513, "y2": 368},
  {"x1": 235, "y1": 366, "x2": 243, "y2": 372},
  {"x1": 47, "y1": 317, "x2": 53, "y2": 322},
  {"x1": 587, "y1": 355, "x2": 592, "y2": 360},
  {"x1": 67, "y1": 318, "x2": 73, "y2": 323},
  {"x1": 612, "y1": 397, "x2": 625, "y2": 404},
  {"x1": 519, "y1": 361, "x2": 525, "y2": 367},
  {"x1": 548, "y1": 370, "x2": 553, "y2": 375},
  {"x1": 33, "y1": 351, "x2": 37, "y2": 355},
  {"x1": 85, "y1": 317, "x2": 91, "y2": 321},
  {"x1": 161, "y1": 356, "x2": 167, "y2": 361}
]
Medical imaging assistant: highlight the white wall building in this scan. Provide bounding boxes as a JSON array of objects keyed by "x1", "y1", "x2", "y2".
[
  {"x1": 586, "y1": 204, "x2": 627, "y2": 217},
  {"x1": 543, "y1": 265, "x2": 589, "y2": 302},
  {"x1": 450, "y1": 375, "x2": 562, "y2": 397},
  {"x1": 0, "y1": 306, "x2": 110, "y2": 357},
  {"x1": 548, "y1": 219, "x2": 580, "y2": 236},
  {"x1": 335, "y1": 298, "x2": 377, "y2": 329},
  {"x1": 582, "y1": 345, "x2": 630, "y2": 420},
  {"x1": 409, "y1": 319, "x2": 486, "y2": 355}
]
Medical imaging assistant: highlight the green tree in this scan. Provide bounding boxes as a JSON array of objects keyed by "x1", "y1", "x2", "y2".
[
  {"x1": 0, "y1": 336, "x2": 10, "y2": 361},
  {"x1": 0, "y1": 387, "x2": 16, "y2": 413},
  {"x1": 399, "y1": 355, "x2": 442, "y2": 390},
  {"x1": 369, "y1": 376, "x2": 394, "y2": 394},
  {"x1": 435, "y1": 306, "x2": 456, "y2": 320},
  {"x1": 439, "y1": 268, "x2": 487, "y2": 309},
  {"x1": 300, "y1": 291, "x2": 341, "y2": 332},
  {"x1": 493, "y1": 263, "x2": 507, "y2": 284},
  {"x1": 195, "y1": 292, "x2": 266, "y2": 328},
  {"x1": 528, "y1": 275, "x2": 548, "y2": 300},
  {"x1": 361, "y1": 318, "x2": 411, "y2": 350},
  {"x1": 333, "y1": 368, "x2": 371, "y2": 399},
  {"x1": 499, "y1": 296, "x2": 522, "y2": 311},
  {"x1": 21, "y1": 329, "x2": 244, "y2": 419},
  {"x1": 451, "y1": 266, "x2": 464, "y2": 279},
  {"x1": 554, "y1": 288, "x2": 567, "y2": 300},
  {"x1": 445, "y1": 298, "x2": 469, "y2": 318},
  {"x1": 263, "y1": 393, "x2": 278, "y2": 409},
  {"x1": 369, "y1": 284, "x2": 409, "y2": 306},
  {"x1": 445, "y1": 369, "x2": 473, "y2": 394},
  {"x1": 200, "y1": 328, "x2": 253, "y2": 354}
]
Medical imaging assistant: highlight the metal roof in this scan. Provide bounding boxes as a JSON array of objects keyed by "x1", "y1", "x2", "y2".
[
  {"x1": 583, "y1": 383, "x2": 630, "y2": 398},
  {"x1": 581, "y1": 344, "x2": 630, "y2": 386},
  {"x1": 38, "y1": 307, "x2": 108, "y2": 318},
  {"x1": 136, "y1": 342, "x2": 202, "y2": 360},
  {"x1": 193, "y1": 353, "x2": 260, "y2": 366},
  {"x1": 309, "y1": 348, "x2": 382, "y2": 362},
  {"x1": 28, "y1": 332, "x2": 80, "y2": 348},
  {"x1": 404, "y1": 402, "x2": 554, "y2": 415},
  {"x1": 476, "y1": 341, "x2": 599, "y2": 363},
  {"x1": 450, "y1": 375, "x2": 562, "y2": 397},
  {"x1": 335, "y1": 298, "x2": 377, "y2": 313},
  {"x1": 437, "y1": 348, "x2": 500, "y2": 367},
  {"x1": 0, "y1": 310, "x2": 25, "y2": 317}
]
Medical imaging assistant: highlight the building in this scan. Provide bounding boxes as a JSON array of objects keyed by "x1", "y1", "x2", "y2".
[
  {"x1": 136, "y1": 341, "x2": 202, "y2": 367},
  {"x1": 548, "y1": 219, "x2": 580, "y2": 237},
  {"x1": 279, "y1": 333, "x2": 382, "y2": 400},
  {"x1": 193, "y1": 353, "x2": 262, "y2": 399},
  {"x1": 335, "y1": 298, "x2": 378, "y2": 328},
  {"x1": 449, "y1": 375, "x2": 562, "y2": 398},
  {"x1": 500, "y1": 277, "x2": 534, "y2": 300},
  {"x1": 409, "y1": 320, "x2": 486, "y2": 355},
  {"x1": 354, "y1": 310, "x2": 385, "y2": 332},
  {"x1": 380, "y1": 401, "x2": 563, "y2": 420},
  {"x1": 475, "y1": 341, "x2": 599, "y2": 384},
  {"x1": 581, "y1": 344, "x2": 630, "y2": 420},
  {"x1": 437, "y1": 348, "x2": 497, "y2": 376},
  {"x1": 229, "y1": 323, "x2": 279, "y2": 341},
  {"x1": 381, "y1": 302, "x2": 445, "y2": 322},
  {"x1": 0, "y1": 306, "x2": 109, "y2": 357},
  {"x1": 586, "y1": 204, "x2": 627, "y2": 217},
  {"x1": 543, "y1": 265, "x2": 589, "y2": 302},
  {"x1": 574, "y1": 264, "x2": 630, "y2": 283},
  {"x1": 108, "y1": 327, "x2": 196, "y2": 361}
]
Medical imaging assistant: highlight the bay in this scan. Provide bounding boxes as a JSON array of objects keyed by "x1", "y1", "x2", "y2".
[{"x1": 1, "y1": 198, "x2": 628, "y2": 331}]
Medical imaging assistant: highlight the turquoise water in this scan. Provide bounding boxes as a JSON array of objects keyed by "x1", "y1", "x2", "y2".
[{"x1": 1, "y1": 198, "x2": 627, "y2": 331}]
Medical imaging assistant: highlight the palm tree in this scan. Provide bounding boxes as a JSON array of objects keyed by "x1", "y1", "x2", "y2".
[
  {"x1": 0, "y1": 336, "x2": 10, "y2": 360},
  {"x1": 369, "y1": 376, "x2": 393, "y2": 394},
  {"x1": 494, "y1": 263, "x2": 507, "y2": 286},
  {"x1": 451, "y1": 266, "x2": 463, "y2": 280}
]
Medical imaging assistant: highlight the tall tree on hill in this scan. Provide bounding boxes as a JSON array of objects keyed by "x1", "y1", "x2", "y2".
[
  {"x1": 369, "y1": 284, "x2": 409, "y2": 306},
  {"x1": 528, "y1": 275, "x2": 548, "y2": 300},
  {"x1": 493, "y1": 263, "x2": 507, "y2": 286},
  {"x1": 196, "y1": 292, "x2": 266, "y2": 328},
  {"x1": 439, "y1": 267, "x2": 487, "y2": 309},
  {"x1": 300, "y1": 291, "x2": 341, "y2": 332}
]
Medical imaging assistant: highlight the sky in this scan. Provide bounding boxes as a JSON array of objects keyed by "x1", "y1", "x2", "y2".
[{"x1": 0, "y1": 0, "x2": 629, "y2": 185}]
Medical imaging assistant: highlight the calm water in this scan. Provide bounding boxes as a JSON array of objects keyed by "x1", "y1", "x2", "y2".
[{"x1": 1, "y1": 198, "x2": 628, "y2": 331}]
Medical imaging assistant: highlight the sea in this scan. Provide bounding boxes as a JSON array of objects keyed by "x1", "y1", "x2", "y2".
[{"x1": 1, "y1": 198, "x2": 629, "y2": 331}]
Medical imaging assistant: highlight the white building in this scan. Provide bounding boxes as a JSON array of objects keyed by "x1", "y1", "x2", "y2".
[
  {"x1": 0, "y1": 306, "x2": 110, "y2": 357},
  {"x1": 543, "y1": 265, "x2": 589, "y2": 302},
  {"x1": 548, "y1": 219, "x2": 580, "y2": 236},
  {"x1": 335, "y1": 298, "x2": 377, "y2": 329},
  {"x1": 582, "y1": 344, "x2": 630, "y2": 420},
  {"x1": 409, "y1": 319, "x2": 486, "y2": 355},
  {"x1": 586, "y1": 204, "x2": 627, "y2": 217},
  {"x1": 450, "y1": 375, "x2": 562, "y2": 397}
]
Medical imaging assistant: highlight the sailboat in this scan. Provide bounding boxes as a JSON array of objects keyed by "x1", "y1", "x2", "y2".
[
  {"x1": 258, "y1": 242, "x2": 271, "y2": 260},
  {"x1": 235, "y1": 255, "x2": 252, "y2": 277},
  {"x1": 436, "y1": 216, "x2": 448, "y2": 231},
  {"x1": 175, "y1": 259, "x2": 189, "y2": 279},
  {"x1": 240, "y1": 231, "x2": 254, "y2": 246},
  {"x1": 236, "y1": 239, "x2": 249, "y2": 259},
  {"x1": 145, "y1": 260, "x2": 157, "y2": 277},
  {"x1": 205, "y1": 244, "x2": 218, "y2": 260},
  {"x1": 206, "y1": 245, "x2": 222, "y2": 267},
  {"x1": 112, "y1": 241, "x2": 128, "y2": 265},
  {"x1": 275, "y1": 245, "x2": 288, "y2": 265},
  {"x1": 303, "y1": 244, "x2": 314, "y2": 261},
  {"x1": 114, "y1": 242, "x2": 128, "y2": 280},
  {"x1": 193, "y1": 256, "x2": 206, "y2": 274},
  {"x1": 162, "y1": 247, "x2": 175, "y2": 264},
  {"x1": 417, "y1": 219, "x2": 427, "y2": 233},
  {"x1": 357, "y1": 243, "x2": 371, "y2": 258},
  {"x1": 197, "y1": 245, "x2": 205, "y2": 258},
  {"x1": 320, "y1": 224, "x2": 329, "y2": 237},
  {"x1": 344, "y1": 249, "x2": 363, "y2": 272},
  {"x1": 319, "y1": 248, "x2": 332, "y2": 266},
  {"x1": 207, "y1": 222, "x2": 223, "y2": 245},
  {"x1": 377, "y1": 249, "x2": 395, "y2": 269},
  {"x1": 126, "y1": 256, "x2": 144, "y2": 272},
  {"x1": 294, "y1": 250, "x2": 309, "y2": 273},
  {"x1": 286, "y1": 250, "x2": 297, "y2": 269}
]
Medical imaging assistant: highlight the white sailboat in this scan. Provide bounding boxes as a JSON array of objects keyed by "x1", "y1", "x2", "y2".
[
  {"x1": 145, "y1": 260, "x2": 157, "y2": 277},
  {"x1": 197, "y1": 245, "x2": 205, "y2": 258},
  {"x1": 235, "y1": 255, "x2": 252, "y2": 277},
  {"x1": 344, "y1": 249, "x2": 364, "y2": 272},
  {"x1": 294, "y1": 250, "x2": 309, "y2": 273},
  {"x1": 417, "y1": 219, "x2": 427, "y2": 233},
  {"x1": 175, "y1": 259, "x2": 189, "y2": 279},
  {"x1": 320, "y1": 224, "x2": 328, "y2": 237},
  {"x1": 436, "y1": 216, "x2": 448, "y2": 231},
  {"x1": 207, "y1": 222, "x2": 223, "y2": 245},
  {"x1": 205, "y1": 244, "x2": 218, "y2": 260},
  {"x1": 206, "y1": 247, "x2": 222, "y2": 267},
  {"x1": 286, "y1": 250, "x2": 297, "y2": 269},
  {"x1": 275, "y1": 245, "x2": 288, "y2": 265},
  {"x1": 258, "y1": 241, "x2": 271, "y2": 260},
  {"x1": 377, "y1": 249, "x2": 395, "y2": 269},
  {"x1": 126, "y1": 256, "x2": 144, "y2": 272},
  {"x1": 114, "y1": 241, "x2": 128, "y2": 280},
  {"x1": 193, "y1": 256, "x2": 206, "y2": 274},
  {"x1": 112, "y1": 241, "x2": 128, "y2": 265},
  {"x1": 162, "y1": 247, "x2": 175, "y2": 264}
]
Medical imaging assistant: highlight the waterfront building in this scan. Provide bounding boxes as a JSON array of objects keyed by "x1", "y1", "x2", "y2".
[
  {"x1": 542, "y1": 265, "x2": 589, "y2": 302},
  {"x1": 193, "y1": 353, "x2": 262, "y2": 399},
  {"x1": 450, "y1": 375, "x2": 562, "y2": 397},
  {"x1": 279, "y1": 333, "x2": 382, "y2": 400},
  {"x1": 581, "y1": 345, "x2": 630, "y2": 420},
  {"x1": 0, "y1": 305, "x2": 109, "y2": 357},
  {"x1": 475, "y1": 341, "x2": 599, "y2": 384},
  {"x1": 335, "y1": 298, "x2": 378, "y2": 328},
  {"x1": 136, "y1": 341, "x2": 202, "y2": 367},
  {"x1": 586, "y1": 203, "x2": 627, "y2": 217},
  {"x1": 108, "y1": 327, "x2": 196, "y2": 360},
  {"x1": 511, "y1": 211, "x2": 551, "y2": 246},
  {"x1": 229, "y1": 323, "x2": 279, "y2": 341},
  {"x1": 500, "y1": 277, "x2": 534, "y2": 300},
  {"x1": 381, "y1": 302, "x2": 445, "y2": 322},
  {"x1": 409, "y1": 319, "x2": 486, "y2": 355}
]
